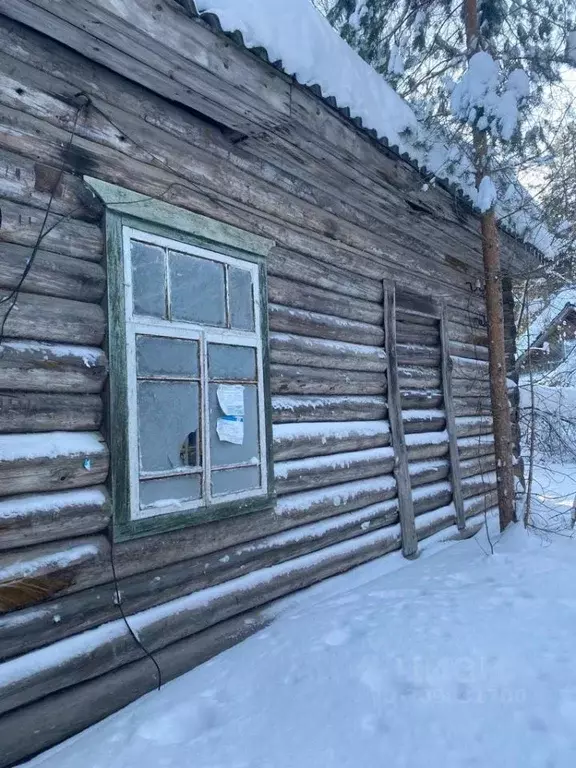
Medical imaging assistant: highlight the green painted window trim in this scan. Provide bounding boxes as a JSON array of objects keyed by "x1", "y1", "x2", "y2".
[{"x1": 89, "y1": 178, "x2": 276, "y2": 542}]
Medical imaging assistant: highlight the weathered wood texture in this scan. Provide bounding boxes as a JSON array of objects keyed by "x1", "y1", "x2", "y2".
[{"x1": 0, "y1": 7, "x2": 518, "y2": 758}]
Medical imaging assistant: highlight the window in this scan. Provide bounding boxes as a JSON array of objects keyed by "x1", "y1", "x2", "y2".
[{"x1": 88, "y1": 177, "x2": 274, "y2": 539}]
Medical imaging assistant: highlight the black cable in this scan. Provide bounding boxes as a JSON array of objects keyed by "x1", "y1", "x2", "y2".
[{"x1": 0, "y1": 92, "x2": 163, "y2": 689}]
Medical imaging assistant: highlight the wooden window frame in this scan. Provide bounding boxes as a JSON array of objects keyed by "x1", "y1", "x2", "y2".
[{"x1": 86, "y1": 178, "x2": 275, "y2": 541}]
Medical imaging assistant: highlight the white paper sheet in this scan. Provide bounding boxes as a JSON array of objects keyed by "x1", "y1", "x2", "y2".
[
  {"x1": 217, "y1": 384, "x2": 245, "y2": 417},
  {"x1": 217, "y1": 384, "x2": 245, "y2": 444},
  {"x1": 217, "y1": 415, "x2": 244, "y2": 445}
]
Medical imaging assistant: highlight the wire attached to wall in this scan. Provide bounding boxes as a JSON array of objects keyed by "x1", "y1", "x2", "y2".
[{"x1": 0, "y1": 92, "x2": 163, "y2": 691}]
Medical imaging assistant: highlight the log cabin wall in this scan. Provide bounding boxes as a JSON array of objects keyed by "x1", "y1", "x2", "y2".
[{"x1": 0, "y1": 4, "x2": 524, "y2": 764}]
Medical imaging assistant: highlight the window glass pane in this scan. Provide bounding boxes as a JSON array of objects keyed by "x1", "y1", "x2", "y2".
[
  {"x1": 131, "y1": 241, "x2": 166, "y2": 318},
  {"x1": 212, "y1": 465, "x2": 260, "y2": 496},
  {"x1": 229, "y1": 266, "x2": 255, "y2": 331},
  {"x1": 208, "y1": 344, "x2": 257, "y2": 381},
  {"x1": 140, "y1": 474, "x2": 201, "y2": 510},
  {"x1": 138, "y1": 381, "x2": 200, "y2": 472},
  {"x1": 209, "y1": 383, "x2": 259, "y2": 467},
  {"x1": 168, "y1": 251, "x2": 225, "y2": 326},
  {"x1": 137, "y1": 336, "x2": 199, "y2": 378}
]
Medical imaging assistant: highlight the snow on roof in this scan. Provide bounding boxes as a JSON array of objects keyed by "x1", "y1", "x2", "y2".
[
  {"x1": 192, "y1": 0, "x2": 557, "y2": 257},
  {"x1": 517, "y1": 287, "x2": 576, "y2": 357}
]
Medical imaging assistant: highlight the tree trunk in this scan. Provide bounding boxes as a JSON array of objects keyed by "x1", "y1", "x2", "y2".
[
  {"x1": 465, "y1": 0, "x2": 516, "y2": 531},
  {"x1": 481, "y1": 210, "x2": 516, "y2": 530}
]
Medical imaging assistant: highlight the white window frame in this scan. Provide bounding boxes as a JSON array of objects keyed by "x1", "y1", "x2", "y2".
[{"x1": 123, "y1": 226, "x2": 269, "y2": 522}]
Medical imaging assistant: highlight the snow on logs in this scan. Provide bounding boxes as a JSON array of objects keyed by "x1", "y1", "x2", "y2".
[
  {"x1": 0, "y1": 340, "x2": 107, "y2": 393},
  {"x1": 0, "y1": 431, "x2": 109, "y2": 497},
  {"x1": 0, "y1": 499, "x2": 400, "y2": 661},
  {"x1": 273, "y1": 420, "x2": 391, "y2": 460},
  {"x1": 0, "y1": 523, "x2": 403, "y2": 717},
  {"x1": 0, "y1": 487, "x2": 110, "y2": 552}
]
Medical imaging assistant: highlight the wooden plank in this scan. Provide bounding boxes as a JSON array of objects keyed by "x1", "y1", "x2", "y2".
[
  {"x1": 440, "y1": 306, "x2": 466, "y2": 531},
  {"x1": 397, "y1": 366, "x2": 441, "y2": 390},
  {"x1": 0, "y1": 242, "x2": 106, "y2": 302},
  {"x1": 273, "y1": 420, "x2": 390, "y2": 461},
  {"x1": 269, "y1": 332, "x2": 386, "y2": 373},
  {"x1": 0, "y1": 499, "x2": 399, "y2": 660},
  {"x1": 272, "y1": 394, "x2": 387, "y2": 424},
  {"x1": 0, "y1": 431, "x2": 109, "y2": 497},
  {"x1": 0, "y1": 391, "x2": 102, "y2": 432},
  {"x1": 275, "y1": 446, "x2": 394, "y2": 495},
  {"x1": 270, "y1": 363, "x2": 386, "y2": 396},
  {"x1": 268, "y1": 303, "x2": 384, "y2": 346},
  {"x1": 402, "y1": 411, "x2": 446, "y2": 434},
  {"x1": 384, "y1": 284, "x2": 417, "y2": 557},
  {"x1": 0, "y1": 199, "x2": 103, "y2": 260},
  {"x1": 0, "y1": 486, "x2": 110, "y2": 552},
  {"x1": 0, "y1": 290, "x2": 105, "y2": 345},
  {"x1": 0, "y1": 340, "x2": 107, "y2": 393},
  {"x1": 400, "y1": 388, "x2": 444, "y2": 409}
]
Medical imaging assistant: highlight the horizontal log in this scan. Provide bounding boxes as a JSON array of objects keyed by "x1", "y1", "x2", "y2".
[
  {"x1": 458, "y1": 435, "x2": 495, "y2": 459},
  {"x1": 396, "y1": 308, "x2": 438, "y2": 327},
  {"x1": 275, "y1": 446, "x2": 394, "y2": 495},
  {"x1": 0, "y1": 431, "x2": 109, "y2": 497},
  {"x1": 396, "y1": 343, "x2": 440, "y2": 367},
  {"x1": 395, "y1": 326, "x2": 440, "y2": 346},
  {"x1": 0, "y1": 391, "x2": 102, "y2": 432},
  {"x1": 464, "y1": 489, "x2": 499, "y2": 519},
  {"x1": 273, "y1": 420, "x2": 390, "y2": 461},
  {"x1": 415, "y1": 503, "x2": 456, "y2": 541},
  {"x1": 402, "y1": 410, "x2": 446, "y2": 434},
  {"x1": 0, "y1": 145, "x2": 102, "y2": 222},
  {"x1": 268, "y1": 303, "x2": 384, "y2": 346},
  {"x1": 405, "y1": 430, "x2": 449, "y2": 461},
  {"x1": 271, "y1": 363, "x2": 386, "y2": 396},
  {"x1": 452, "y1": 356, "x2": 490, "y2": 378},
  {"x1": 0, "y1": 534, "x2": 109, "y2": 613},
  {"x1": 0, "y1": 241, "x2": 105, "y2": 302},
  {"x1": 455, "y1": 415, "x2": 493, "y2": 438},
  {"x1": 268, "y1": 275, "x2": 382, "y2": 325},
  {"x1": 449, "y1": 340, "x2": 489, "y2": 361},
  {"x1": 0, "y1": 290, "x2": 105, "y2": 345},
  {"x1": 267, "y1": 246, "x2": 381, "y2": 303},
  {"x1": 460, "y1": 454, "x2": 496, "y2": 480},
  {"x1": 269, "y1": 332, "x2": 386, "y2": 373},
  {"x1": 462, "y1": 472, "x2": 497, "y2": 499},
  {"x1": 412, "y1": 481, "x2": 452, "y2": 515},
  {"x1": 114, "y1": 475, "x2": 399, "y2": 582},
  {"x1": 447, "y1": 322, "x2": 488, "y2": 347},
  {"x1": 408, "y1": 458, "x2": 450, "y2": 487},
  {"x1": 0, "y1": 199, "x2": 103, "y2": 260},
  {"x1": 0, "y1": 499, "x2": 399, "y2": 660},
  {"x1": 0, "y1": 339, "x2": 108, "y2": 393},
  {"x1": 272, "y1": 394, "x2": 387, "y2": 423},
  {"x1": 0, "y1": 522, "x2": 402, "y2": 716},
  {"x1": 401, "y1": 388, "x2": 444, "y2": 409},
  {"x1": 398, "y1": 366, "x2": 441, "y2": 390},
  {"x1": 0, "y1": 486, "x2": 110, "y2": 552},
  {"x1": 452, "y1": 397, "x2": 492, "y2": 417},
  {"x1": 0, "y1": 607, "x2": 271, "y2": 768}
]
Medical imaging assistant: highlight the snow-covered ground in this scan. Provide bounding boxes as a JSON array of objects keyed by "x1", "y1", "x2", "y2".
[{"x1": 27, "y1": 472, "x2": 576, "y2": 768}]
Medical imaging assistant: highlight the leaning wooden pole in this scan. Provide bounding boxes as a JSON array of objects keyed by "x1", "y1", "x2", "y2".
[{"x1": 465, "y1": 0, "x2": 516, "y2": 531}]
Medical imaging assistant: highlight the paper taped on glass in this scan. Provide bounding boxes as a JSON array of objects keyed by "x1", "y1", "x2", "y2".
[{"x1": 217, "y1": 384, "x2": 245, "y2": 444}]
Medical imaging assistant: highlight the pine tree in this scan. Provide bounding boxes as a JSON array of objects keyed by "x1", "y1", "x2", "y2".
[{"x1": 326, "y1": 0, "x2": 576, "y2": 530}]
